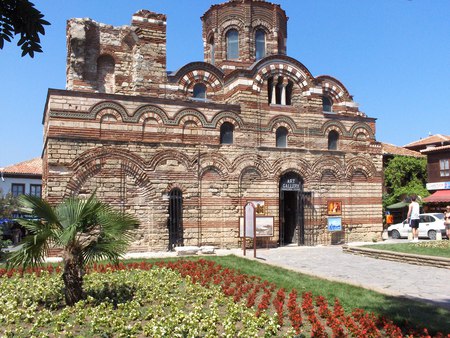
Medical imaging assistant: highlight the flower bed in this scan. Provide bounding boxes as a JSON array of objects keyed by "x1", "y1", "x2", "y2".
[{"x1": 0, "y1": 259, "x2": 448, "y2": 337}]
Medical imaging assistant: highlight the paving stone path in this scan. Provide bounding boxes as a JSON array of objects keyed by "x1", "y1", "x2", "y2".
[{"x1": 245, "y1": 245, "x2": 450, "y2": 310}]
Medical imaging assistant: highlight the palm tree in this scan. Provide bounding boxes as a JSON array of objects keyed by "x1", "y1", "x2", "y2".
[{"x1": 7, "y1": 193, "x2": 139, "y2": 306}]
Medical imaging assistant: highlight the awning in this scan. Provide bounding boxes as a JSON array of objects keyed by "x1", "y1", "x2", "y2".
[
  {"x1": 423, "y1": 190, "x2": 450, "y2": 203},
  {"x1": 386, "y1": 201, "x2": 409, "y2": 209}
]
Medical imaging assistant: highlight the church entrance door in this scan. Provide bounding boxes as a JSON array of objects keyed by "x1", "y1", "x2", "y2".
[{"x1": 279, "y1": 172, "x2": 304, "y2": 246}]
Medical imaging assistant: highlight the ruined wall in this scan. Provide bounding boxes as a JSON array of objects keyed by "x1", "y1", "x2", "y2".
[{"x1": 66, "y1": 10, "x2": 167, "y2": 96}]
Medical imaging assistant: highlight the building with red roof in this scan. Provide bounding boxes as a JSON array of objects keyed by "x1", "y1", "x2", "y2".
[{"x1": 0, "y1": 158, "x2": 42, "y2": 198}]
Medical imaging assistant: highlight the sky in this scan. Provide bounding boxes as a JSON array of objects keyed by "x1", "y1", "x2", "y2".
[{"x1": 0, "y1": 0, "x2": 449, "y2": 168}]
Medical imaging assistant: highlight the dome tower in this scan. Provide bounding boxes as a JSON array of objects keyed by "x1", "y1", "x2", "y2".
[{"x1": 202, "y1": 0, "x2": 288, "y2": 73}]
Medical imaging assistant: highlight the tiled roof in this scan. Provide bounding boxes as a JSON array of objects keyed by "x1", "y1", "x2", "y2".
[
  {"x1": 381, "y1": 143, "x2": 424, "y2": 158},
  {"x1": 403, "y1": 134, "x2": 450, "y2": 148},
  {"x1": 1, "y1": 158, "x2": 42, "y2": 176},
  {"x1": 421, "y1": 144, "x2": 450, "y2": 154}
]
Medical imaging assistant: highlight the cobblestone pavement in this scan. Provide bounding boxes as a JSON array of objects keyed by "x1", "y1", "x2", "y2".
[{"x1": 239, "y1": 244, "x2": 450, "y2": 310}]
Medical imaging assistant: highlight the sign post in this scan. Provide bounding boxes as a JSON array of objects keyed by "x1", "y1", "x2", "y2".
[{"x1": 243, "y1": 202, "x2": 256, "y2": 258}]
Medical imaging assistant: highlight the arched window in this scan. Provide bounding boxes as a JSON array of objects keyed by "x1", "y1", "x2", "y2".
[
  {"x1": 97, "y1": 54, "x2": 115, "y2": 93},
  {"x1": 226, "y1": 29, "x2": 239, "y2": 60},
  {"x1": 322, "y1": 96, "x2": 333, "y2": 112},
  {"x1": 209, "y1": 36, "x2": 215, "y2": 65},
  {"x1": 220, "y1": 122, "x2": 234, "y2": 144},
  {"x1": 276, "y1": 127, "x2": 288, "y2": 148},
  {"x1": 255, "y1": 29, "x2": 266, "y2": 60},
  {"x1": 193, "y1": 83, "x2": 207, "y2": 99},
  {"x1": 328, "y1": 130, "x2": 339, "y2": 150},
  {"x1": 168, "y1": 188, "x2": 183, "y2": 250},
  {"x1": 268, "y1": 76, "x2": 293, "y2": 106}
]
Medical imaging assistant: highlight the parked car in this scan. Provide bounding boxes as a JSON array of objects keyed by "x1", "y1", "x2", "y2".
[{"x1": 387, "y1": 213, "x2": 446, "y2": 240}]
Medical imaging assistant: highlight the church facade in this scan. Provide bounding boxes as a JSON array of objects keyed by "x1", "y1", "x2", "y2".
[{"x1": 43, "y1": 0, "x2": 383, "y2": 252}]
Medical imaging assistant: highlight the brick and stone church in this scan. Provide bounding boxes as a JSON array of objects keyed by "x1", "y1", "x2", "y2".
[{"x1": 43, "y1": 0, "x2": 383, "y2": 252}]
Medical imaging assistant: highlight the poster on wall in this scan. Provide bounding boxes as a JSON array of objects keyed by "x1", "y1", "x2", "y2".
[
  {"x1": 327, "y1": 216, "x2": 342, "y2": 232},
  {"x1": 327, "y1": 200, "x2": 342, "y2": 215},
  {"x1": 239, "y1": 216, "x2": 274, "y2": 237},
  {"x1": 247, "y1": 200, "x2": 266, "y2": 215}
]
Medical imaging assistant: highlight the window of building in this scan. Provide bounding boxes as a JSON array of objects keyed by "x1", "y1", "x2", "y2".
[
  {"x1": 255, "y1": 29, "x2": 266, "y2": 61},
  {"x1": 220, "y1": 122, "x2": 234, "y2": 144},
  {"x1": 11, "y1": 183, "x2": 25, "y2": 197},
  {"x1": 323, "y1": 96, "x2": 332, "y2": 112},
  {"x1": 30, "y1": 184, "x2": 42, "y2": 197},
  {"x1": 193, "y1": 83, "x2": 207, "y2": 99},
  {"x1": 276, "y1": 127, "x2": 288, "y2": 148},
  {"x1": 440, "y1": 159, "x2": 450, "y2": 177},
  {"x1": 268, "y1": 76, "x2": 293, "y2": 105},
  {"x1": 209, "y1": 36, "x2": 215, "y2": 65},
  {"x1": 226, "y1": 29, "x2": 239, "y2": 60},
  {"x1": 328, "y1": 130, "x2": 339, "y2": 150},
  {"x1": 97, "y1": 54, "x2": 115, "y2": 93}
]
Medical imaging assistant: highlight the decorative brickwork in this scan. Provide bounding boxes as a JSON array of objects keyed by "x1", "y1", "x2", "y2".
[{"x1": 44, "y1": 0, "x2": 383, "y2": 252}]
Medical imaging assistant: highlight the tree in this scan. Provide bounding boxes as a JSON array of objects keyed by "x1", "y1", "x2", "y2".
[
  {"x1": 0, "y1": 189, "x2": 19, "y2": 218},
  {"x1": 383, "y1": 155, "x2": 429, "y2": 207},
  {"x1": 7, "y1": 194, "x2": 139, "y2": 306},
  {"x1": 0, "y1": 0, "x2": 50, "y2": 57}
]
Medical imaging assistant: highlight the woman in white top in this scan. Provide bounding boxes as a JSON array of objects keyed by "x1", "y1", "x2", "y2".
[{"x1": 407, "y1": 195, "x2": 420, "y2": 242}]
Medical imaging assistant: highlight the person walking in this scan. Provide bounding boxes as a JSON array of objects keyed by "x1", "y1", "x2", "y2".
[
  {"x1": 407, "y1": 195, "x2": 420, "y2": 242},
  {"x1": 444, "y1": 205, "x2": 450, "y2": 239}
]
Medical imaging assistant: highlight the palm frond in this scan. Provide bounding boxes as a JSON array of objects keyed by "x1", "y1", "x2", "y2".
[
  {"x1": 17, "y1": 195, "x2": 60, "y2": 228},
  {"x1": 82, "y1": 237, "x2": 129, "y2": 265},
  {"x1": 56, "y1": 195, "x2": 102, "y2": 246},
  {"x1": 7, "y1": 226, "x2": 54, "y2": 268}
]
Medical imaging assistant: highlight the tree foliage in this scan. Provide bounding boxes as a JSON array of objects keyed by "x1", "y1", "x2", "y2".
[
  {"x1": 0, "y1": 0, "x2": 50, "y2": 57},
  {"x1": 383, "y1": 156, "x2": 429, "y2": 207},
  {"x1": 0, "y1": 189, "x2": 19, "y2": 218},
  {"x1": 7, "y1": 193, "x2": 139, "y2": 305}
]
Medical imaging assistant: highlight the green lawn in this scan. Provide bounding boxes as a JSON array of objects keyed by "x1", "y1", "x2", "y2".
[
  {"x1": 196, "y1": 255, "x2": 450, "y2": 335},
  {"x1": 362, "y1": 240, "x2": 450, "y2": 258}
]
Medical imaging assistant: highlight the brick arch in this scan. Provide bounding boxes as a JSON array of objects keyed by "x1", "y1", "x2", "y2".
[
  {"x1": 135, "y1": 104, "x2": 169, "y2": 124},
  {"x1": 90, "y1": 101, "x2": 128, "y2": 121},
  {"x1": 148, "y1": 149, "x2": 192, "y2": 172},
  {"x1": 173, "y1": 109, "x2": 208, "y2": 127},
  {"x1": 251, "y1": 20, "x2": 272, "y2": 34},
  {"x1": 272, "y1": 156, "x2": 310, "y2": 181},
  {"x1": 231, "y1": 154, "x2": 271, "y2": 179},
  {"x1": 165, "y1": 182, "x2": 186, "y2": 195},
  {"x1": 267, "y1": 115, "x2": 297, "y2": 133},
  {"x1": 252, "y1": 59, "x2": 314, "y2": 93},
  {"x1": 211, "y1": 111, "x2": 244, "y2": 129},
  {"x1": 64, "y1": 147, "x2": 152, "y2": 198},
  {"x1": 277, "y1": 169, "x2": 305, "y2": 185},
  {"x1": 199, "y1": 165, "x2": 227, "y2": 180},
  {"x1": 316, "y1": 76, "x2": 352, "y2": 104},
  {"x1": 310, "y1": 156, "x2": 345, "y2": 181},
  {"x1": 179, "y1": 70, "x2": 223, "y2": 94},
  {"x1": 345, "y1": 156, "x2": 378, "y2": 180},
  {"x1": 321, "y1": 120, "x2": 348, "y2": 137},
  {"x1": 349, "y1": 123, "x2": 375, "y2": 140},
  {"x1": 198, "y1": 153, "x2": 231, "y2": 178},
  {"x1": 138, "y1": 112, "x2": 164, "y2": 126}
]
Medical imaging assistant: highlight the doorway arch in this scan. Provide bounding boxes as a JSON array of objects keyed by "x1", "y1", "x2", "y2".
[
  {"x1": 168, "y1": 188, "x2": 183, "y2": 250},
  {"x1": 279, "y1": 172, "x2": 304, "y2": 245}
]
